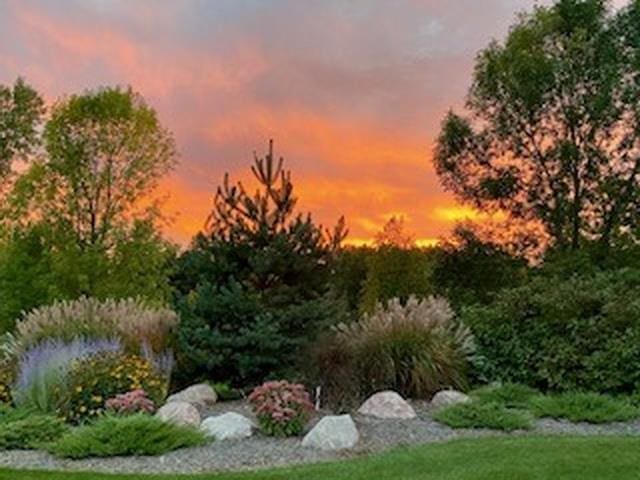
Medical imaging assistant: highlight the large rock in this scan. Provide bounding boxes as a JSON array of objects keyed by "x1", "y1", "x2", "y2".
[
  {"x1": 302, "y1": 415, "x2": 359, "y2": 451},
  {"x1": 430, "y1": 389, "x2": 470, "y2": 409},
  {"x1": 358, "y1": 391, "x2": 417, "y2": 419},
  {"x1": 166, "y1": 383, "x2": 218, "y2": 410},
  {"x1": 201, "y1": 412, "x2": 254, "y2": 440},
  {"x1": 156, "y1": 401, "x2": 201, "y2": 427}
]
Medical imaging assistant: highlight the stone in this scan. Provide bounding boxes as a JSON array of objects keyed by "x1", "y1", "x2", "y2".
[
  {"x1": 200, "y1": 412, "x2": 254, "y2": 440},
  {"x1": 166, "y1": 383, "x2": 218, "y2": 410},
  {"x1": 430, "y1": 389, "x2": 471, "y2": 409},
  {"x1": 358, "y1": 391, "x2": 417, "y2": 419},
  {"x1": 301, "y1": 415, "x2": 359, "y2": 450},
  {"x1": 156, "y1": 401, "x2": 201, "y2": 427}
]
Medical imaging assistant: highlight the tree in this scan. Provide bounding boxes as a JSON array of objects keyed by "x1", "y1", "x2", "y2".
[
  {"x1": 434, "y1": 0, "x2": 640, "y2": 252},
  {"x1": 374, "y1": 216, "x2": 415, "y2": 249},
  {"x1": 11, "y1": 86, "x2": 176, "y2": 249},
  {"x1": 174, "y1": 140, "x2": 347, "y2": 386},
  {"x1": 0, "y1": 78, "x2": 43, "y2": 181}
]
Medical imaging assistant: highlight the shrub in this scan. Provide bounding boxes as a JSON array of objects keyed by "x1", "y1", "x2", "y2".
[
  {"x1": 0, "y1": 414, "x2": 68, "y2": 450},
  {"x1": 0, "y1": 362, "x2": 13, "y2": 405},
  {"x1": 105, "y1": 389, "x2": 156, "y2": 415},
  {"x1": 58, "y1": 351, "x2": 167, "y2": 424},
  {"x1": 48, "y1": 414, "x2": 207, "y2": 459},
  {"x1": 531, "y1": 392, "x2": 639, "y2": 424},
  {"x1": 13, "y1": 297, "x2": 178, "y2": 356},
  {"x1": 248, "y1": 381, "x2": 314, "y2": 437},
  {"x1": 471, "y1": 383, "x2": 540, "y2": 410},
  {"x1": 463, "y1": 268, "x2": 640, "y2": 392},
  {"x1": 12, "y1": 338, "x2": 121, "y2": 412},
  {"x1": 312, "y1": 296, "x2": 475, "y2": 409},
  {"x1": 434, "y1": 401, "x2": 533, "y2": 431}
]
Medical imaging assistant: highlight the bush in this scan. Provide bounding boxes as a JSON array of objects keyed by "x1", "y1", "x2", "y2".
[
  {"x1": 434, "y1": 401, "x2": 533, "y2": 431},
  {"x1": 12, "y1": 338, "x2": 121, "y2": 412},
  {"x1": 0, "y1": 414, "x2": 68, "y2": 450},
  {"x1": 13, "y1": 297, "x2": 178, "y2": 356},
  {"x1": 0, "y1": 362, "x2": 13, "y2": 405},
  {"x1": 531, "y1": 392, "x2": 639, "y2": 424},
  {"x1": 58, "y1": 351, "x2": 167, "y2": 424},
  {"x1": 471, "y1": 383, "x2": 540, "y2": 410},
  {"x1": 463, "y1": 268, "x2": 640, "y2": 393},
  {"x1": 48, "y1": 414, "x2": 207, "y2": 458},
  {"x1": 248, "y1": 381, "x2": 314, "y2": 437},
  {"x1": 312, "y1": 296, "x2": 475, "y2": 410},
  {"x1": 105, "y1": 389, "x2": 156, "y2": 415}
]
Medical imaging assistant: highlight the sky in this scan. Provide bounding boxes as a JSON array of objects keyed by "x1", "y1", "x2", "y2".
[{"x1": 1, "y1": 0, "x2": 622, "y2": 246}]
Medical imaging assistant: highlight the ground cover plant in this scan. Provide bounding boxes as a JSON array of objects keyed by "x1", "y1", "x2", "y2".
[
  {"x1": 0, "y1": 412, "x2": 68, "y2": 450},
  {"x1": 531, "y1": 392, "x2": 640, "y2": 424},
  {"x1": 470, "y1": 383, "x2": 540, "y2": 410},
  {"x1": 47, "y1": 414, "x2": 208, "y2": 459},
  {"x1": 1, "y1": 436, "x2": 640, "y2": 480},
  {"x1": 433, "y1": 401, "x2": 533, "y2": 431}
]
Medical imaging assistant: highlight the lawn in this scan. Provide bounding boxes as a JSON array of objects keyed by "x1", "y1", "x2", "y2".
[{"x1": 1, "y1": 436, "x2": 639, "y2": 480}]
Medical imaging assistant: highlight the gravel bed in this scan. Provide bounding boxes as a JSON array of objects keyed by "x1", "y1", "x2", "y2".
[{"x1": 1, "y1": 401, "x2": 640, "y2": 475}]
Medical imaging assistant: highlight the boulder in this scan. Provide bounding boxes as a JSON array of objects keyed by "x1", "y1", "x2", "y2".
[
  {"x1": 156, "y1": 401, "x2": 201, "y2": 427},
  {"x1": 302, "y1": 415, "x2": 359, "y2": 450},
  {"x1": 358, "y1": 391, "x2": 417, "y2": 419},
  {"x1": 430, "y1": 389, "x2": 470, "y2": 409},
  {"x1": 201, "y1": 412, "x2": 254, "y2": 440},
  {"x1": 166, "y1": 383, "x2": 218, "y2": 410}
]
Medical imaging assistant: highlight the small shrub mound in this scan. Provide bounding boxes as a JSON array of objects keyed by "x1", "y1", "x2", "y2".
[
  {"x1": 434, "y1": 402, "x2": 533, "y2": 431},
  {"x1": 313, "y1": 296, "x2": 475, "y2": 409},
  {"x1": 471, "y1": 383, "x2": 540, "y2": 410},
  {"x1": 105, "y1": 389, "x2": 156, "y2": 415},
  {"x1": 48, "y1": 414, "x2": 208, "y2": 459},
  {"x1": 0, "y1": 413, "x2": 68, "y2": 450},
  {"x1": 248, "y1": 381, "x2": 314, "y2": 437},
  {"x1": 58, "y1": 351, "x2": 167, "y2": 424},
  {"x1": 531, "y1": 392, "x2": 639, "y2": 424}
]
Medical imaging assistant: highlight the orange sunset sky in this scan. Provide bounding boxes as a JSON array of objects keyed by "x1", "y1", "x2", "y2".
[{"x1": 2, "y1": 0, "x2": 625, "y2": 246}]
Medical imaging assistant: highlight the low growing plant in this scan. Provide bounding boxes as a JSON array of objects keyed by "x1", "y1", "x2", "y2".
[
  {"x1": 105, "y1": 389, "x2": 156, "y2": 415},
  {"x1": 248, "y1": 381, "x2": 314, "y2": 437},
  {"x1": 471, "y1": 383, "x2": 540, "y2": 410},
  {"x1": 58, "y1": 351, "x2": 167, "y2": 424},
  {"x1": 434, "y1": 401, "x2": 533, "y2": 431},
  {"x1": 312, "y1": 296, "x2": 475, "y2": 409},
  {"x1": 0, "y1": 414, "x2": 68, "y2": 450},
  {"x1": 48, "y1": 414, "x2": 207, "y2": 459},
  {"x1": 531, "y1": 392, "x2": 639, "y2": 424}
]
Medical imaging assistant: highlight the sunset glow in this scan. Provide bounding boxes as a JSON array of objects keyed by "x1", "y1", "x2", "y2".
[{"x1": 0, "y1": 0, "x2": 578, "y2": 246}]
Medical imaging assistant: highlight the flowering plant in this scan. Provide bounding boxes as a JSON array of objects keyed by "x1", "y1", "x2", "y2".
[
  {"x1": 248, "y1": 381, "x2": 314, "y2": 437},
  {"x1": 105, "y1": 389, "x2": 155, "y2": 415}
]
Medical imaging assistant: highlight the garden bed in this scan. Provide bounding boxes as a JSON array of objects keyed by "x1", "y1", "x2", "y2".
[{"x1": 1, "y1": 399, "x2": 640, "y2": 475}]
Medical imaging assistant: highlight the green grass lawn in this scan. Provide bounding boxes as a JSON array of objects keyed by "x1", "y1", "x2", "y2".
[{"x1": 1, "y1": 436, "x2": 639, "y2": 480}]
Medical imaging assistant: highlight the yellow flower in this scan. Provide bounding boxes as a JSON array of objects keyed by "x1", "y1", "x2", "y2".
[
  {"x1": 79, "y1": 406, "x2": 87, "y2": 413},
  {"x1": 76, "y1": 385, "x2": 83, "y2": 393}
]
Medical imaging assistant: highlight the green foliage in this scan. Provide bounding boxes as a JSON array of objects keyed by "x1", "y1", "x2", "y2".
[
  {"x1": 463, "y1": 267, "x2": 640, "y2": 393},
  {"x1": 430, "y1": 227, "x2": 526, "y2": 308},
  {"x1": 210, "y1": 382, "x2": 242, "y2": 401},
  {"x1": 531, "y1": 392, "x2": 639, "y2": 424},
  {"x1": 48, "y1": 414, "x2": 207, "y2": 459},
  {"x1": 434, "y1": 0, "x2": 640, "y2": 252},
  {"x1": 0, "y1": 413, "x2": 68, "y2": 450},
  {"x1": 0, "y1": 78, "x2": 44, "y2": 178},
  {"x1": 173, "y1": 141, "x2": 345, "y2": 387},
  {"x1": 248, "y1": 381, "x2": 314, "y2": 437},
  {"x1": 0, "y1": 362, "x2": 12, "y2": 404},
  {"x1": 471, "y1": 383, "x2": 540, "y2": 410},
  {"x1": 312, "y1": 296, "x2": 474, "y2": 410},
  {"x1": 434, "y1": 401, "x2": 533, "y2": 431},
  {"x1": 359, "y1": 246, "x2": 434, "y2": 314},
  {"x1": 57, "y1": 352, "x2": 167, "y2": 424}
]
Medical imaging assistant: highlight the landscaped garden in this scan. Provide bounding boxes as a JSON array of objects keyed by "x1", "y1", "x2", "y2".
[{"x1": 0, "y1": 0, "x2": 640, "y2": 478}]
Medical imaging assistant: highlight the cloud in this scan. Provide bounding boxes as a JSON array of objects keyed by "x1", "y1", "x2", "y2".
[{"x1": 0, "y1": 0, "x2": 552, "y2": 245}]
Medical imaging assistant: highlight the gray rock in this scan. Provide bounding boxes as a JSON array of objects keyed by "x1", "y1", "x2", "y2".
[
  {"x1": 156, "y1": 401, "x2": 201, "y2": 427},
  {"x1": 302, "y1": 414, "x2": 359, "y2": 451},
  {"x1": 430, "y1": 389, "x2": 470, "y2": 409},
  {"x1": 201, "y1": 412, "x2": 254, "y2": 440},
  {"x1": 358, "y1": 391, "x2": 417, "y2": 419},
  {"x1": 166, "y1": 383, "x2": 218, "y2": 410}
]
